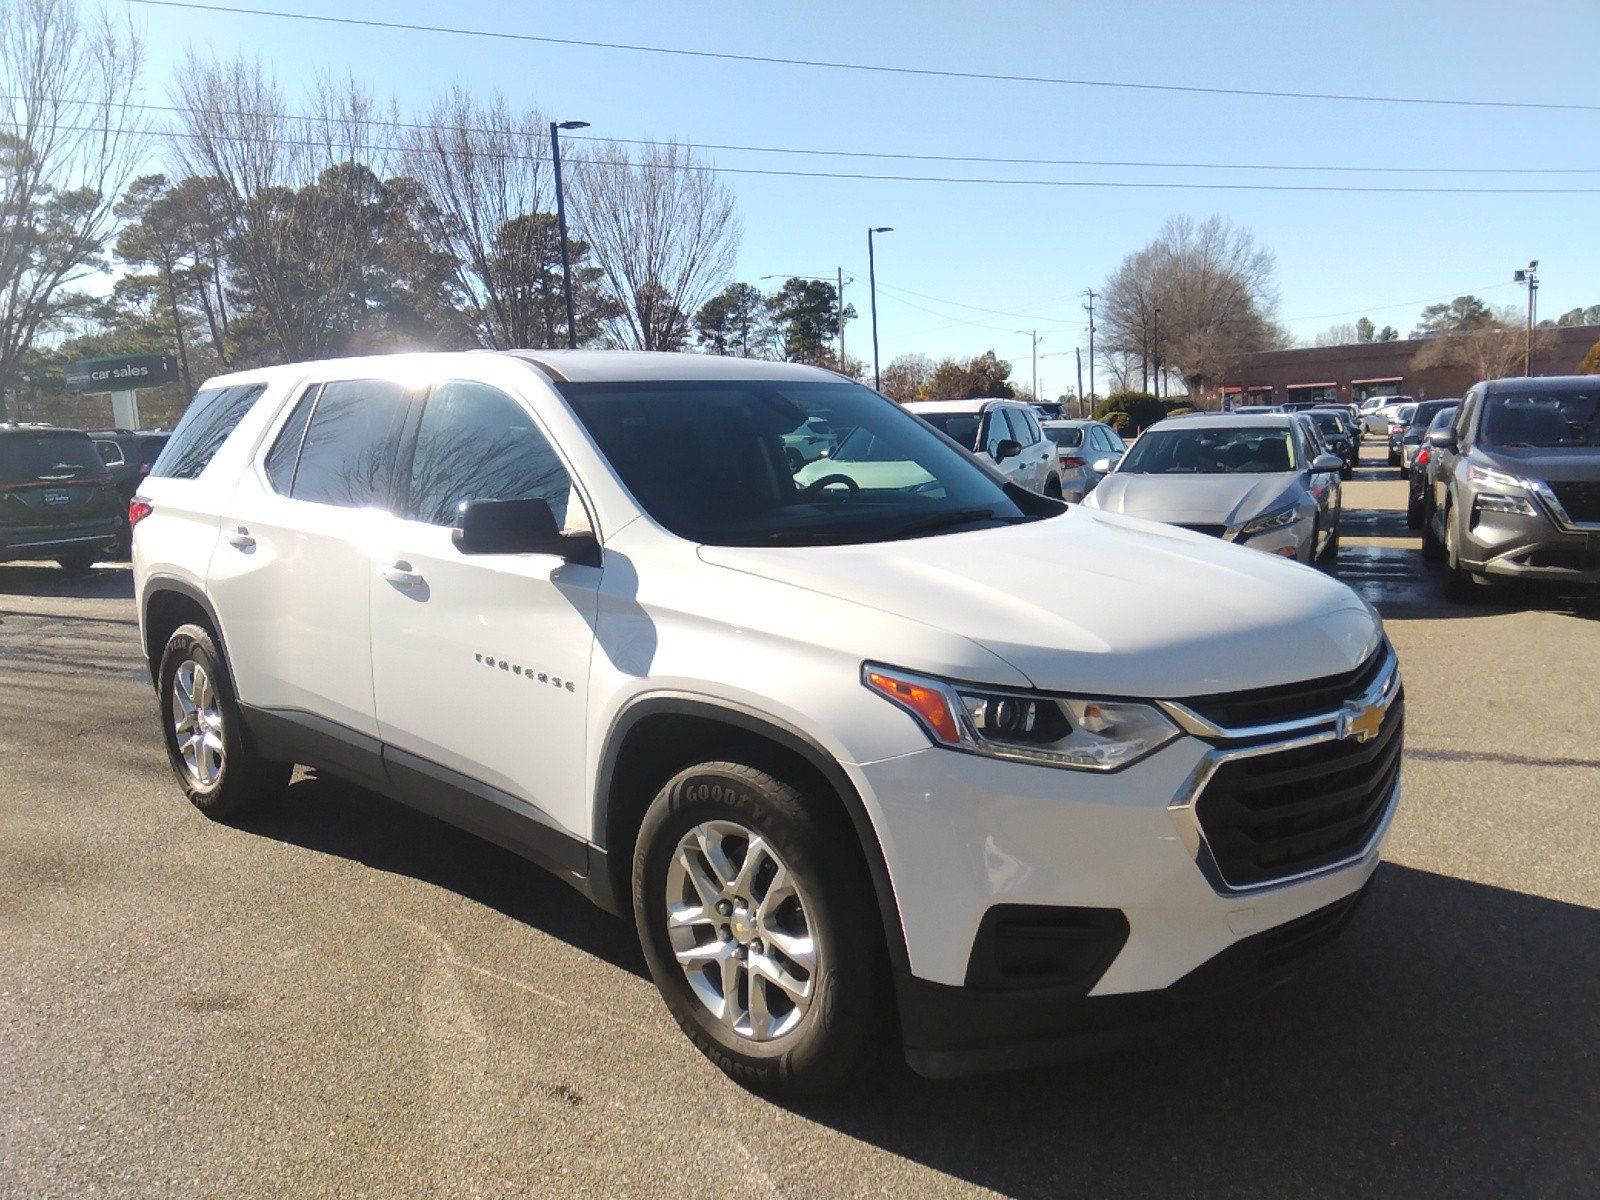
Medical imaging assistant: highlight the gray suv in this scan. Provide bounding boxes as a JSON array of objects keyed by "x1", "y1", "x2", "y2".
[{"x1": 1423, "y1": 376, "x2": 1600, "y2": 597}]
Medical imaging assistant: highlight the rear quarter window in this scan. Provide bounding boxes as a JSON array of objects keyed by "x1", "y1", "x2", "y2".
[{"x1": 150, "y1": 383, "x2": 268, "y2": 480}]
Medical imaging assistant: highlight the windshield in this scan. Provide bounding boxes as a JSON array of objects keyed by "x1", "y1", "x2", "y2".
[
  {"x1": 1043, "y1": 426, "x2": 1084, "y2": 448},
  {"x1": 0, "y1": 434, "x2": 104, "y2": 483},
  {"x1": 1405, "y1": 402, "x2": 1454, "y2": 434},
  {"x1": 1479, "y1": 388, "x2": 1599, "y2": 448},
  {"x1": 914, "y1": 410, "x2": 982, "y2": 450},
  {"x1": 560, "y1": 379, "x2": 1038, "y2": 546},
  {"x1": 1119, "y1": 425, "x2": 1298, "y2": 475}
]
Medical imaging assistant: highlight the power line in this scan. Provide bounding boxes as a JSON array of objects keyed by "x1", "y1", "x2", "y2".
[
  {"x1": 876, "y1": 283, "x2": 1078, "y2": 325},
  {"x1": 17, "y1": 95, "x2": 1600, "y2": 176},
  {"x1": 1284, "y1": 281, "x2": 1521, "y2": 324},
  {"x1": 125, "y1": 0, "x2": 1600, "y2": 115},
  {"x1": 15, "y1": 119, "x2": 1600, "y2": 195}
]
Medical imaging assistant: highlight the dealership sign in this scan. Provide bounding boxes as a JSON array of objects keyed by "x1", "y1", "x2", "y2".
[{"x1": 64, "y1": 353, "x2": 180, "y2": 393}]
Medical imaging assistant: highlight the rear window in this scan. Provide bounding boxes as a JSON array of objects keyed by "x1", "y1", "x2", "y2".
[
  {"x1": 1045, "y1": 426, "x2": 1084, "y2": 448},
  {"x1": 0, "y1": 433, "x2": 104, "y2": 483},
  {"x1": 917, "y1": 411, "x2": 982, "y2": 449},
  {"x1": 150, "y1": 383, "x2": 268, "y2": 480}
]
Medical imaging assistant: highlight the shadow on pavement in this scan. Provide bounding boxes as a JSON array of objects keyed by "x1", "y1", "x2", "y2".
[
  {"x1": 0, "y1": 562, "x2": 134, "y2": 600},
  {"x1": 235, "y1": 771, "x2": 650, "y2": 980},
  {"x1": 787, "y1": 863, "x2": 1600, "y2": 1199}
]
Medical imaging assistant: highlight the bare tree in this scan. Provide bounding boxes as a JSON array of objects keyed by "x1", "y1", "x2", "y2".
[
  {"x1": 402, "y1": 90, "x2": 555, "y2": 349},
  {"x1": 573, "y1": 141, "x2": 738, "y2": 351},
  {"x1": 171, "y1": 57, "x2": 398, "y2": 362},
  {"x1": 1100, "y1": 215, "x2": 1284, "y2": 398},
  {"x1": 1412, "y1": 305, "x2": 1553, "y2": 381},
  {"x1": 1313, "y1": 322, "x2": 1360, "y2": 347},
  {"x1": 0, "y1": 0, "x2": 144, "y2": 415},
  {"x1": 878, "y1": 352, "x2": 934, "y2": 402}
]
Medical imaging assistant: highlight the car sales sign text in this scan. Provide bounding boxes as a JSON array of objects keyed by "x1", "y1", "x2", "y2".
[{"x1": 65, "y1": 354, "x2": 180, "y2": 393}]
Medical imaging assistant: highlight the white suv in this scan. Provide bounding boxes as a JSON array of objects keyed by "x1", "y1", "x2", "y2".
[
  {"x1": 905, "y1": 398, "x2": 1062, "y2": 497},
  {"x1": 132, "y1": 351, "x2": 1402, "y2": 1095}
]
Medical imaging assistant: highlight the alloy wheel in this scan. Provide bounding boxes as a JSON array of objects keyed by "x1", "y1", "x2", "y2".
[
  {"x1": 172, "y1": 659, "x2": 225, "y2": 787},
  {"x1": 665, "y1": 820, "x2": 817, "y2": 1042}
]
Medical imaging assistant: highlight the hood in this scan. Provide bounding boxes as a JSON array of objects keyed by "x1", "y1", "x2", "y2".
[
  {"x1": 697, "y1": 507, "x2": 1379, "y2": 698},
  {"x1": 1478, "y1": 444, "x2": 1600, "y2": 484},
  {"x1": 1085, "y1": 472, "x2": 1299, "y2": 528}
]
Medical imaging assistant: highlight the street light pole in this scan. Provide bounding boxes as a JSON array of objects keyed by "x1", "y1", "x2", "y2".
[
  {"x1": 1514, "y1": 260, "x2": 1539, "y2": 375},
  {"x1": 1015, "y1": 330, "x2": 1042, "y2": 399},
  {"x1": 868, "y1": 226, "x2": 892, "y2": 391},
  {"x1": 1152, "y1": 305, "x2": 1162, "y2": 399},
  {"x1": 550, "y1": 120, "x2": 589, "y2": 350},
  {"x1": 837, "y1": 266, "x2": 846, "y2": 372}
]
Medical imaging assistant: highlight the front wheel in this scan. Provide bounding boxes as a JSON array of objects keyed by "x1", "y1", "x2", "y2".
[
  {"x1": 633, "y1": 761, "x2": 888, "y2": 1097},
  {"x1": 158, "y1": 623, "x2": 291, "y2": 818}
]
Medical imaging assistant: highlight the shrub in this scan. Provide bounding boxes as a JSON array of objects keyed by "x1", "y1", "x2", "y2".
[{"x1": 1093, "y1": 391, "x2": 1165, "y2": 433}]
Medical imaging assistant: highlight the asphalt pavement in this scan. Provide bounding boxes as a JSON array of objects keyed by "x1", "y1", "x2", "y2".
[{"x1": 2, "y1": 439, "x2": 1597, "y2": 1199}]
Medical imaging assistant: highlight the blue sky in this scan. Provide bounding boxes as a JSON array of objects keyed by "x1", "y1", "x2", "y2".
[{"x1": 130, "y1": 0, "x2": 1599, "y2": 394}]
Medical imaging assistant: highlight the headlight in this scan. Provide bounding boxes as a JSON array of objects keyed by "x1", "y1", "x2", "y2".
[
  {"x1": 1240, "y1": 503, "x2": 1302, "y2": 536},
  {"x1": 1474, "y1": 493, "x2": 1537, "y2": 516},
  {"x1": 1466, "y1": 463, "x2": 1529, "y2": 491},
  {"x1": 863, "y1": 664, "x2": 1180, "y2": 771}
]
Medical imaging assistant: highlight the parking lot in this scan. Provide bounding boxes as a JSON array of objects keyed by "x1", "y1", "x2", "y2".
[{"x1": 2, "y1": 437, "x2": 1597, "y2": 1200}]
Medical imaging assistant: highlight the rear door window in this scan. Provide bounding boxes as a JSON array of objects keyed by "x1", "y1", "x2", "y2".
[
  {"x1": 150, "y1": 383, "x2": 267, "y2": 480},
  {"x1": 289, "y1": 379, "x2": 412, "y2": 509},
  {"x1": 263, "y1": 385, "x2": 320, "y2": 495}
]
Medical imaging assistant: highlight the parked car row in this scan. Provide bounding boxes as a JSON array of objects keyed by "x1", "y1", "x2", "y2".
[{"x1": 0, "y1": 423, "x2": 134, "y2": 572}]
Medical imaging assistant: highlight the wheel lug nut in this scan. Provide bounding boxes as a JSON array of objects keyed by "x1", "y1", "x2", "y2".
[
  {"x1": 750, "y1": 940, "x2": 763, "y2": 955},
  {"x1": 716, "y1": 899, "x2": 732, "y2": 915}
]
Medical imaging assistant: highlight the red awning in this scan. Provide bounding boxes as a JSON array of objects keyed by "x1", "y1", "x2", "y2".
[
  {"x1": 1286, "y1": 381, "x2": 1338, "y2": 389},
  {"x1": 1350, "y1": 376, "x2": 1403, "y2": 385}
]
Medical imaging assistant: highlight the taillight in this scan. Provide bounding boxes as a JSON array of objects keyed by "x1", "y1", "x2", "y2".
[
  {"x1": 128, "y1": 498, "x2": 153, "y2": 527},
  {"x1": 1060, "y1": 455, "x2": 1087, "y2": 468},
  {"x1": 138, "y1": 463, "x2": 151, "y2": 475},
  {"x1": 1416, "y1": 447, "x2": 1430, "y2": 467}
]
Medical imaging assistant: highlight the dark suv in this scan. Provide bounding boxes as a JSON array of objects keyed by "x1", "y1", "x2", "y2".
[
  {"x1": 89, "y1": 428, "x2": 170, "y2": 502},
  {"x1": 1424, "y1": 377, "x2": 1600, "y2": 597},
  {"x1": 1391, "y1": 399, "x2": 1458, "y2": 476},
  {"x1": 0, "y1": 425, "x2": 125, "y2": 573}
]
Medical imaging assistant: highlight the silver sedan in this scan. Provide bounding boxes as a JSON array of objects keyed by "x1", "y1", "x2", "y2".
[{"x1": 1083, "y1": 414, "x2": 1345, "y2": 563}]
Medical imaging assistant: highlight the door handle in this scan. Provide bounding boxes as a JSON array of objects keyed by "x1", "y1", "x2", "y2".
[
  {"x1": 379, "y1": 560, "x2": 424, "y2": 586},
  {"x1": 226, "y1": 526, "x2": 255, "y2": 551}
]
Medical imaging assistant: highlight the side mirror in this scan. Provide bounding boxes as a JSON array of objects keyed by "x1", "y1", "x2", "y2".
[
  {"x1": 1091, "y1": 457, "x2": 1115, "y2": 475},
  {"x1": 453, "y1": 497, "x2": 599, "y2": 565},
  {"x1": 993, "y1": 438, "x2": 1022, "y2": 463},
  {"x1": 1427, "y1": 427, "x2": 1458, "y2": 451},
  {"x1": 1311, "y1": 453, "x2": 1344, "y2": 474}
]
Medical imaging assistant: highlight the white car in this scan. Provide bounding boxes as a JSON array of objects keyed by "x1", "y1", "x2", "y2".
[
  {"x1": 1040, "y1": 418, "x2": 1126, "y2": 502},
  {"x1": 905, "y1": 398, "x2": 1062, "y2": 497},
  {"x1": 132, "y1": 351, "x2": 1400, "y2": 1094},
  {"x1": 1084, "y1": 413, "x2": 1345, "y2": 562}
]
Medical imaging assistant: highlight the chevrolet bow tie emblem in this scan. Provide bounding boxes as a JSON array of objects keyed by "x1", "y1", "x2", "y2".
[{"x1": 1337, "y1": 701, "x2": 1384, "y2": 743}]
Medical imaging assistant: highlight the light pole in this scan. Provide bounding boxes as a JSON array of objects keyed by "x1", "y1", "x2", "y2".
[
  {"x1": 550, "y1": 120, "x2": 589, "y2": 350},
  {"x1": 868, "y1": 226, "x2": 892, "y2": 390},
  {"x1": 1152, "y1": 305, "x2": 1162, "y2": 399},
  {"x1": 1514, "y1": 260, "x2": 1539, "y2": 375},
  {"x1": 1017, "y1": 330, "x2": 1043, "y2": 399}
]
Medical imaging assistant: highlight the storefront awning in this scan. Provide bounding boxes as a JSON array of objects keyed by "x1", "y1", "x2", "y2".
[{"x1": 1350, "y1": 376, "x2": 1403, "y2": 385}]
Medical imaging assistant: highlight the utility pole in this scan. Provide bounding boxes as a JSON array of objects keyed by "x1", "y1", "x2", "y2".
[
  {"x1": 1514, "y1": 260, "x2": 1539, "y2": 375},
  {"x1": 837, "y1": 266, "x2": 847, "y2": 373},
  {"x1": 550, "y1": 119, "x2": 590, "y2": 349},
  {"x1": 868, "y1": 226, "x2": 893, "y2": 391},
  {"x1": 1082, "y1": 288, "x2": 1098, "y2": 405},
  {"x1": 1075, "y1": 347, "x2": 1084, "y2": 414},
  {"x1": 1016, "y1": 329, "x2": 1043, "y2": 399}
]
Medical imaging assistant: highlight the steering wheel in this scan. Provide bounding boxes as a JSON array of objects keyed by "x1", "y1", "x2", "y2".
[{"x1": 801, "y1": 473, "x2": 860, "y2": 494}]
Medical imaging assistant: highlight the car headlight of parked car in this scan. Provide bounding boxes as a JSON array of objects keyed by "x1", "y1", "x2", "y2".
[
  {"x1": 863, "y1": 665, "x2": 1180, "y2": 771},
  {"x1": 1467, "y1": 464, "x2": 1540, "y2": 516},
  {"x1": 1239, "y1": 503, "x2": 1302, "y2": 536}
]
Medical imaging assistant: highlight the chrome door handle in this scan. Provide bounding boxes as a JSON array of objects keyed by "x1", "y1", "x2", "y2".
[
  {"x1": 226, "y1": 526, "x2": 255, "y2": 550},
  {"x1": 379, "y1": 560, "x2": 424, "y2": 586}
]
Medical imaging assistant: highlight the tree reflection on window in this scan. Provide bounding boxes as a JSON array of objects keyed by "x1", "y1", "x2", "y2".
[{"x1": 407, "y1": 381, "x2": 571, "y2": 528}]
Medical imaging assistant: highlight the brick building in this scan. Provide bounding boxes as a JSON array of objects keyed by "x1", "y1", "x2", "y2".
[{"x1": 1216, "y1": 324, "x2": 1600, "y2": 408}]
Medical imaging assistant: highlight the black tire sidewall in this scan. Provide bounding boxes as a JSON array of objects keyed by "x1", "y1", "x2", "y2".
[
  {"x1": 157, "y1": 624, "x2": 278, "y2": 817},
  {"x1": 632, "y1": 762, "x2": 882, "y2": 1094}
]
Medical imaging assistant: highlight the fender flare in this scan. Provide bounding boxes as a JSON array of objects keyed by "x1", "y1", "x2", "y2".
[
  {"x1": 594, "y1": 693, "x2": 911, "y2": 975},
  {"x1": 140, "y1": 575, "x2": 232, "y2": 682}
]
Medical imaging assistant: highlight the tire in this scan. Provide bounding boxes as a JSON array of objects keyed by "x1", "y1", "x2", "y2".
[
  {"x1": 632, "y1": 760, "x2": 888, "y2": 1097},
  {"x1": 1406, "y1": 489, "x2": 1424, "y2": 530},
  {"x1": 1420, "y1": 505, "x2": 1444, "y2": 561},
  {"x1": 56, "y1": 549, "x2": 98, "y2": 574},
  {"x1": 1440, "y1": 513, "x2": 1484, "y2": 602},
  {"x1": 1043, "y1": 474, "x2": 1064, "y2": 500},
  {"x1": 157, "y1": 623, "x2": 291, "y2": 819},
  {"x1": 1318, "y1": 520, "x2": 1341, "y2": 563}
]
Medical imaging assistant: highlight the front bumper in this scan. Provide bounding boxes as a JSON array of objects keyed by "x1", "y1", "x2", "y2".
[
  {"x1": 1460, "y1": 502, "x2": 1600, "y2": 584},
  {"x1": 852, "y1": 647, "x2": 1402, "y2": 1074}
]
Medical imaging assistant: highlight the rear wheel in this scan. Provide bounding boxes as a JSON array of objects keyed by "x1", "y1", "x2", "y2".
[
  {"x1": 633, "y1": 760, "x2": 887, "y2": 1096},
  {"x1": 1044, "y1": 474, "x2": 1063, "y2": 500},
  {"x1": 158, "y1": 623, "x2": 291, "y2": 818},
  {"x1": 56, "y1": 549, "x2": 98, "y2": 574}
]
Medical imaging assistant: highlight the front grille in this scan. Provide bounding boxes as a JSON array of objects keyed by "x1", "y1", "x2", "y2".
[
  {"x1": 1549, "y1": 480, "x2": 1600, "y2": 523},
  {"x1": 1175, "y1": 523, "x2": 1228, "y2": 538},
  {"x1": 1179, "y1": 644, "x2": 1388, "y2": 730},
  {"x1": 1518, "y1": 545, "x2": 1600, "y2": 571},
  {"x1": 1195, "y1": 693, "x2": 1403, "y2": 888}
]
